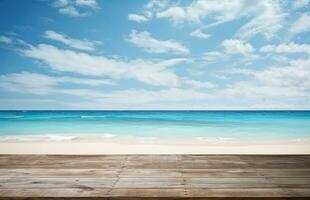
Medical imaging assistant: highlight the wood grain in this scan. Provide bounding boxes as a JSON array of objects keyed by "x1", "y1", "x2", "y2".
[{"x1": 0, "y1": 155, "x2": 309, "y2": 199}]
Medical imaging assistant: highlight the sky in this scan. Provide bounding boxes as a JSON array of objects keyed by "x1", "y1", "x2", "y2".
[{"x1": 0, "y1": 0, "x2": 309, "y2": 110}]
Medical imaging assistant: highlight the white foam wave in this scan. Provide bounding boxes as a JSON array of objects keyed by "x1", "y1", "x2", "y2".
[
  {"x1": 0, "y1": 115, "x2": 24, "y2": 119},
  {"x1": 102, "y1": 133, "x2": 117, "y2": 138},
  {"x1": 80, "y1": 116, "x2": 94, "y2": 119},
  {"x1": 0, "y1": 133, "x2": 118, "y2": 142},
  {"x1": 44, "y1": 134, "x2": 78, "y2": 141},
  {"x1": 80, "y1": 116, "x2": 106, "y2": 119},
  {"x1": 195, "y1": 137, "x2": 233, "y2": 142},
  {"x1": 0, "y1": 134, "x2": 78, "y2": 141}
]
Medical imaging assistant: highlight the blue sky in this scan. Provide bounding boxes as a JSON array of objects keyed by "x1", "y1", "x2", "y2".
[{"x1": 0, "y1": 0, "x2": 309, "y2": 110}]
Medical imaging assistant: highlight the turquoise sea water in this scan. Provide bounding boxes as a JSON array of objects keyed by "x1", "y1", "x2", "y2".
[{"x1": 0, "y1": 111, "x2": 310, "y2": 141}]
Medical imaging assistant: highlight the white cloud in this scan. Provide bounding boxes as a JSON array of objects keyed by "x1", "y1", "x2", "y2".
[
  {"x1": 0, "y1": 72, "x2": 213, "y2": 107},
  {"x1": 0, "y1": 75, "x2": 214, "y2": 108},
  {"x1": 190, "y1": 29, "x2": 210, "y2": 39},
  {"x1": 128, "y1": 0, "x2": 169, "y2": 23},
  {"x1": 293, "y1": 0, "x2": 309, "y2": 9},
  {"x1": 151, "y1": 0, "x2": 285, "y2": 39},
  {"x1": 53, "y1": 0, "x2": 99, "y2": 17},
  {"x1": 156, "y1": 7, "x2": 187, "y2": 23},
  {"x1": 126, "y1": 30, "x2": 190, "y2": 54},
  {"x1": 254, "y1": 59, "x2": 310, "y2": 90},
  {"x1": 97, "y1": 88, "x2": 211, "y2": 106},
  {"x1": 0, "y1": 35, "x2": 29, "y2": 49},
  {"x1": 0, "y1": 36, "x2": 12, "y2": 44},
  {"x1": 75, "y1": 0, "x2": 99, "y2": 9},
  {"x1": 156, "y1": 0, "x2": 244, "y2": 24},
  {"x1": 224, "y1": 59, "x2": 310, "y2": 99},
  {"x1": 5, "y1": 62, "x2": 309, "y2": 109},
  {"x1": 260, "y1": 42, "x2": 310, "y2": 54},
  {"x1": 128, "y1": 14, "x2": 148, "y2": 22},
  {"x1": 0, "y1": 72, "x2": 114, "y2": 95},
  {"x1": 54, "y1": 0, "x2": 70, "y2": 7},
  {"x1": 289, "y1": 13, "x2": 310, "y2": 37},
  {"x1": 184, "y1": 79, "x2": 215, "y2": 89},
  {"x1": 21, "y1": 43, "x2": 187, "y2": 86},
  {"x1": 131, "y1": 0, "x2": 285, "y2": 39},
  {"x1": 145, "y1": 0, "x2": 169, "y2": 11},
  {"x1": 43, "y1": 30, "x2": 98, "y2": 51},
  {"x1": 58, "y1": 6, "x2": 86, "y2": 17},
  {"x1": 2, "y1": 61, "x2": 310, "y2": 109},
  {"x1": 222, "y1": 39, "x2": 255, "y2": 55},
  {"x1": 201, "y1": 51, "x2": 224, "y2": 63},
  {"x1": 236, "y1": 0, "x2": 285, "y2": 39}
]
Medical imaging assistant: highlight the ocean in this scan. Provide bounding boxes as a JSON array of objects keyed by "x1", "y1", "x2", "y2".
[{"x1": 0, "y1": 111, "x2": 310, "y2": 143}]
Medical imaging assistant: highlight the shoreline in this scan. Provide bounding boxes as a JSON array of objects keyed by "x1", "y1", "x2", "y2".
[{"x1": 1, "y1": 140, "x2": 310, "y2": 154}]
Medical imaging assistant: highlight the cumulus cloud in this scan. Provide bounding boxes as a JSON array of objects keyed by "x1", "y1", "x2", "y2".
[
  {"x1": 153, "y1": 0, "x2": 285, "y2": 39},
  {"x1": 201, "y1": 51, "x2": 224, "y2": 63},
  {"x1": 236, "y1": 0, "x2": 285, "y2": 39},
  {"x1": 0, "y1": 76, "x2": 214, "y2": 108},
  {"x1": 156, "y1": 0, "x2": 244, "y2": 24},
  {"x1": 126, "y1": 30, "x2": 190, "y2": 54},
  {"x1": 0, "y1": 36, "x2": 12, "y2": 44},
  {"x1": 0, "y1": 35, "x2": 29, "y2": 49},
  {"x1": 128, "y1": 14, "x2": 148, "y2": 22},
  {"x1": 0, "y1": 72, "x2": 213, "y2": 108},
  {"x1": 4, "y1": 61, "x2": 309, "y2": 109},
  {"x1": 224, "y1": 59, "x2": 310, "y2": 99},
  {"x1": 53, "y1": 0, "x2": 100, "y2": 17},
  {"x1": 75, "y1": 0, "x2": 99, "y2": 9},
  {"x1": 190, "y1": 29, "x2": 210, "y2": 39},
  {"x1": 260, "y1": 42, "x2": 310, "y2": 54},
  {"x1": 289, "y1": 13, "x2": 310, "y2": 37},
  {"x1": 43, "y1": 30, "x2": 99, "y2": 51},
  {"x1": 2, "y1": 57, "x2": 310, "y2": 109},
  {"x1": 2, "y1": 0, "x2": 309, "y2": 109},
  {"x1": 254, "y1": 59, "x2": 310, "y2": 90},
  {"x1": 292, "y1": 0, "x2": 309, "y2": 9},
  {"x1": 222, "y1": 39, "x2": 255, "y2": 55},
  {"x1": 97, "y1": 88, "x2": 212, "y2": 107},
  {"x1": 21, "y1": 43, "x2": 187, "y2": 86},
  {"x1": 184, "y1": 79, "x2": 215, "y2": 89},
  {"x1": 127, "y1": 0, "x2": 168, "y2": 23},
  {"x1": 58, "y1": 6, "x2": 84, "y2": 17},
  {"x1": 0, "y1": 72, "x2": 113, "y2": 95}
]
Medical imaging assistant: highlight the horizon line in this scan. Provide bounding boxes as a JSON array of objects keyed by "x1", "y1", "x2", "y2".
[{"x1": 0, "y1": 109, "x2": 310, "y2": 112}]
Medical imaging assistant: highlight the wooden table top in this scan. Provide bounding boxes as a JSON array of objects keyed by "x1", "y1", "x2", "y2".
[{"x1": 0, "y1": 155, "x2": 310, "y2": 199}]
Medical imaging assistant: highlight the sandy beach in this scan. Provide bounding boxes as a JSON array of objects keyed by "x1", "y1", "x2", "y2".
[{"x1": 1, "y1": 140, "x2": 310, "y2": 154}]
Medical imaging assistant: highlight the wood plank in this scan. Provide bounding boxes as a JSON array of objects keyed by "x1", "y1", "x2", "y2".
[
  {"x1": 0, "y1": 188, "x2": 110, "y2": 197},
  {"x1": 0, "y1": 169, "x2": 120, "y2": 177},
  {"x1": 114, "y1": 177, "x2": 184, "y2": 188},
  {"x1": 268, "y1": 177, "x2": 310, "y2": 186},
  {"x1": 108, "y1": 188, "x2": 187, "y2": 197},
  {"x1": 185, "y1": 188, "x2": 292, "y2": 197},
  {"x1": 0, "y1": 177, "x2": 117, "y2": 189},
  {"x1": 182, "y1": 169, "x2": 261, "y2": 177},
  {"x1": 257, "y1": 169, "x2": 310, "y2": 177},
  {"x1": 0, "y1": 155, "x2": 310, "y2": 198},
  {"x1": 285, "y1": 188, "x2": 310, "y2": 196}
]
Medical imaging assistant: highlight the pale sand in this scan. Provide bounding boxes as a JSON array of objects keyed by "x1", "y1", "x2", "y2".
[{"x1": 1, "y1": 141, "x2": 310, "y2": 154}]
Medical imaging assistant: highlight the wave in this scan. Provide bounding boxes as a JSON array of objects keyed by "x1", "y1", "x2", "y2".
[
  {"x1": 0, "y1": 133, "x2": 117, "y2": 142},
  {"x1": 0, "y1": 116, "x2": 24, "y2": 119},
  {"x1": 80, "y1": 115, "x2": 106, "y2": 119},
  {"x1": 0, "y1": 134, "x2": 78, "y2": 141},
  {"x1": 10, "y1": 115, "x2": 109, "y2": 120},
  {"x1": 102, "y1": 133, "x2": 117, "y2": 138},
  {"x1": 195, "y1": 137, "x2": 233, "y2": 143}
]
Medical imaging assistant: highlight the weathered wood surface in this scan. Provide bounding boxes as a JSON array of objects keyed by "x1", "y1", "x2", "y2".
[{"x1": 0, "y1": 155, "x2": 309, "y2": 199}]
